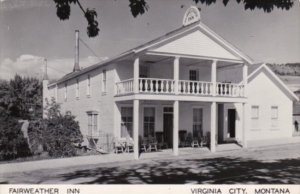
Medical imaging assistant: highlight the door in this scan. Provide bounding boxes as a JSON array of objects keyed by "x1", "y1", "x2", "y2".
[
  {"x1": 163, "y1": 112, "x2": 173, "y2": 147},
  {"x1": 228, "y1": 109, "x2": 236, "y2": 138}
]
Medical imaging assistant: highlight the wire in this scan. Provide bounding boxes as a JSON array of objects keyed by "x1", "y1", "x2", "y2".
[{"x1": 79, "y1": 37, "x2": 101, "y2": 60}]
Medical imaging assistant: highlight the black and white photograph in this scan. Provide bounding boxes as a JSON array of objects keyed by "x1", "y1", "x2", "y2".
[{"x1": 0, "y1": 0, "x2": 299, "y2": 193}]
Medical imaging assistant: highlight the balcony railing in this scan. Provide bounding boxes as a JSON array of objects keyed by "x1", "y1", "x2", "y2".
[
  {"x1": 179, "y1": 80, "x2": 213, "y2": 95},
  {"x1": 139, "y1": 78, "x2": 175, "y2": 94},
  {"x1": 116, "y1": 78, "x2": 245, "y2": 97},
  {"x1": 216, "y1": 82, "x2": 244, "y2": 97},
  {"x1": 116, "y1": 78, "x2": 134, "y2": 95}
]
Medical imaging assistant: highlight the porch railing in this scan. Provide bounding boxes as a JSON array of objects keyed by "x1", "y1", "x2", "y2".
[
  {"x1": 216, "y1": 82, "x2": 244, "y2": 97},
  {"x1": 116, "y1": 78, "x2": 134, "y2": 95},
  {"x1": 139, "y1": 78, "x2": 175, "y2": 94},
  {"x1": 179, "y1": 80, "x2": 213, "y2": 95},
  {"x1": 116, "y1": 78, "x2": 245, "y2": 97}
]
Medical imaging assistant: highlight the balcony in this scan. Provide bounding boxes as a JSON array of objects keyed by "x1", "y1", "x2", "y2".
[{"x1": 116, "y1": 78, "x2": 245, "y2": 97}]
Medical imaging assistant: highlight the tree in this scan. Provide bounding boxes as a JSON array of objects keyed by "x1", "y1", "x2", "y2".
[
  {"x1": 52, "y1": 0, "x2": 295, "y2": 38},
  {"x1": 0, "y1": 75, "x2": 42, "y2": 120},
  {"x1": 28, "y1": 99, "x2": 83, "y2": 157}
]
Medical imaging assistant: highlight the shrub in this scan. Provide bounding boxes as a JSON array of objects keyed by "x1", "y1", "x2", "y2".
[
  {"x1": 28, "y1": 99, "x2": 83, "y2": 158},
  {"x1": 0, "y1": 114, "x2": 31, "y2": 161}
]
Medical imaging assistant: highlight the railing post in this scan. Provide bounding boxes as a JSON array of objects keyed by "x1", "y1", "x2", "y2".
[
  {"x1": 133, "y1": 57, "x2": 140, "y2": 94},
  {"x1": 211, "y1": 60, "x2": 217, "y2": 96},
  {"x1": 243, "y1": 63, "x2": 248, "y2": 97},
  {"x1": 173, "y1": 57, "x2": 180, "y2": 95}
]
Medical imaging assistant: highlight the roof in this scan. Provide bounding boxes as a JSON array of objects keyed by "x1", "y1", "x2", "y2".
[
  {"x1": 51, "y1": 20, "x2": 253, "y2": 86},
  {"x1": 248, "y1": 63, "x2": 299, "y2": 101}
]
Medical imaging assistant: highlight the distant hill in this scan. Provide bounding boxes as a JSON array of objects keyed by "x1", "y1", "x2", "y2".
[{"x1": 267, "y1": 63, "x2": 300, "y2": 76}]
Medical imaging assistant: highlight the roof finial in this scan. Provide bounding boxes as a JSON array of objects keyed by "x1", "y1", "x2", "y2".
[{"x1": 183, "y1": 6, "x2": 201, "y2": 26}]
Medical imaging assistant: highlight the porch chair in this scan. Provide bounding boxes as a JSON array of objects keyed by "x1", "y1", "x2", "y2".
[
  {"x1": 140, "y1": 137, "x2": 148, "y2": 152},
  {"x1": 179, "y1": 130, "x2": 187, "y2": 147},
  {"x1": 113, "y1": 137, "x2": 124, "y2": 154},
  {"x1": 155, "y1": 132, "x2": 168, "y2": 150},
  {"x1": 148, "y1": 136, "x2": 158, "y2": 152},
  {"x1": 125, "y1": 136, "x2": 134, "y2": 153}
]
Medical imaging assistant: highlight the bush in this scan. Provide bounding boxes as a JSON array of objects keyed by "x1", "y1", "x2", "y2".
[
  {"x1": 0, "y1": 114, "x2": 31, "y2": 161},
  {"x1": 28, "y1": 100, "x2": 83, "y2": 158}
]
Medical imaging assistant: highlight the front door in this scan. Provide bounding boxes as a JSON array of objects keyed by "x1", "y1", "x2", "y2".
[
  {"x1": 228, "y1": 109, "x2": 236, "y2": 138},
  {"x1": 163, "y1": 107, "x2": 173, "y2": 147}
]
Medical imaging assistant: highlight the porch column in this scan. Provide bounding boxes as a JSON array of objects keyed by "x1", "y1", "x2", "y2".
[
  {"x1": 211, "y1": 60, "x2": 217, "y2": 96},
  {"x1": 173, "y1": 100, "x2": 179, "y2": 156},
  {"x1": 173, "y1": 57, "x2": 180, "y2": 94},
  {"x1": 243, "y1": 63, "x2": 248, "y2": 97},
  {"x1": 133, "y1": 57, "x2": 140, "y2": 94},
  {"x1": 133, "y1": 99, "x2": 139, "y2": 159},
  {"x1": 210, "y1": 101, "x2": 217, "y2": 152},
  {"x1": 242, "y1": 103, "x2": 248, "y2": 148}
]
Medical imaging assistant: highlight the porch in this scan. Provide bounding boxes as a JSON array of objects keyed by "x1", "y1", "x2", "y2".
[
  {"x1": 115, "y1": 54, "x2": 248, "y2": 99},
  {"x1": 114, "y1": 100, "x2": 247, "y2": 159}
]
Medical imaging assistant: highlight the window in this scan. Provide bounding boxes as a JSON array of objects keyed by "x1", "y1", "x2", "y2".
[
  {"x1": 189, "y1": 69, "x2": 199, "y2": 81},
  {"x1": 144, "y1": 107, "x2": 155, "y2": 138},
  {"x1": 140, "y1": 65, "x2": 149, "y2": 78},
  {"x1": 251, "y1": 106, "x2": 259, "y2": 128},
  {"x1": 102, "y1": 70, "x2": 107, "y2": 93},
  {"x1": 87, "y1": 75, "x2": 91, "y2": 96},
  {"x1": 76, "y1": 79, "x2": 79, "y2": 99},
  {"x1": 271, "y1": 106, "x2": 278, "y2": 128},
  {"x1": 87, "y1": 111, "x2": 98, "y2": 137},
  {"x1": 193, "y1": 108, "x2": 203, "y2": 138},
  {"x1": 64, "y1": 83, "x2": 67, "y2": 101},
  {"x1": 121, "y1": 107, "x2": 133, "y2": 138}
]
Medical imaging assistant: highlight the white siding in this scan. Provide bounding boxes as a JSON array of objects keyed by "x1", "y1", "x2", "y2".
[
  {"x1": 246, "y1": 70, "x2": 293, "y2": 140},
  {"x1": 151, "y1": 30, "x2": 240, "y2": 60}
]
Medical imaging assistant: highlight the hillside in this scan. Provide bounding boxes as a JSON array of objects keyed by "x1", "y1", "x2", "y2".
[{"x1": 267, "y1": 63, "x2": 300, "y2": 76}]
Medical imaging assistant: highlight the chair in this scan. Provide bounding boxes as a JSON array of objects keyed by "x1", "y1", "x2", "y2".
[
  {"x1": 179, "y1": 130, "x2": 187, "y2": 147},
  {"x1": 140, "y1": 138, "x2": 148, "y2": 152},
  {"x1": 148, "y1": 136, "x2": 158, "y2": 152},
  {"x1": 155, "y1": 132, "x2": 168, "y2": 149},
  {"x1": 185, "y1": 132, "x2": 193, "y2": 147},
  {"x1": 113, "y1": 138, "x2": 124, "y2": 154},
  {"x1": 125, "y1": 137, "x2": 134, "y2": 153}
]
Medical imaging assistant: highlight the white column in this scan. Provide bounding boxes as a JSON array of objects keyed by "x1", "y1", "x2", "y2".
[
  {"x1": 210, "y1": 101, "x2": 216, "y2": 152},
  {"x1": 211, "y1": 60, "x2": 217, "y2": 96},
  {"x1": 243, "y1": 63, "x2": 248, "y2": 97},
  {"x1": 133, "y1": 57, "x2": 140, "y2": 94},
  {"x1": 173, "y1": 100, "x2": 179, "y2": 156},
  {"x1": 242, "y1": 103, "x2": 248, "y2": 148},
  {"x1": 133, "y1": 99, "x2": 139, "y2": 159},
  {"x1": 173, "y1": 57, "x2": 180, "y2": 94}
]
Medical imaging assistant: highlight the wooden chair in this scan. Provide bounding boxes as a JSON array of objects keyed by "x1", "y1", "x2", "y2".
[
  {"x1": 148, "y1": 136, "x2": 158, "y2": 152},
  {"x1": 140, "y1": 138, "x2": 148, "y2": 152},
  {"x1": 113, "y1": 138, "x2": 124, "y2": 154},
  {"x1": 125, "y1": 137, "x2": 134, "y2": 153}
]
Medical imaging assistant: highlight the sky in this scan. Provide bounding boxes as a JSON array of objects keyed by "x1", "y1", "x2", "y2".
[{"x1": 0, "y1": 0, "x2": 299, "y2": 80}]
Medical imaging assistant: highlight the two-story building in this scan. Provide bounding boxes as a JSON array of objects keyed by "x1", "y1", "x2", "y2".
[{"x1": 43, "y1": 7, "x2": 298, "y2": 159}]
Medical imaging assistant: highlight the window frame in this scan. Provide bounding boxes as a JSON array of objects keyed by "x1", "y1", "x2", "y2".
[
  {"x1": 102, "y1": 70, "x2": 107, "y2": 94},
  {"x1": 121, "y1": 107, "x2": 133, "y2": 138},
  {"x1": 87, "y1": 111, "x2": 98, "y2": 137},
  {"x1": 143, "y1": 106, "x2": 156, "y2": 138}
]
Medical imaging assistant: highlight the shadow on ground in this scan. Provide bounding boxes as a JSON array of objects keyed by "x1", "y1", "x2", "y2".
[{"x1": 55, "y1": 157, "x2": 300, "y2": 184}]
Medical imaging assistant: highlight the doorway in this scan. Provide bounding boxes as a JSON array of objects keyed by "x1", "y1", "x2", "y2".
[
  {"x1": 227, "y1": 109, "x2": 236, "y2": 138},
  {"x1": 163, "y1": 107, "x2": 173, "y2": 147}
]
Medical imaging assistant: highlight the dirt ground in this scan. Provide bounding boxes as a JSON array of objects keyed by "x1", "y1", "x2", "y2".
[{"x1": 0, "y1": 143, "x2": 299, "y2": 184}]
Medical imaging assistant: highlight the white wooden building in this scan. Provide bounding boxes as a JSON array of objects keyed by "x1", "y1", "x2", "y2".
[{"x1": 43, "y1": 7, "x2": 298, "y2": 159}]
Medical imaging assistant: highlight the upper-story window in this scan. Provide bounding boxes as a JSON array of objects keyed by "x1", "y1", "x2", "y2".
[
  {"x1": 140, "y1": 65, "x2": 149, "y2": 78},
  {"x1": 271, "y1": 106, "x2": 278, "y2": 128},
  {"x1": 64, "y1": 83, "x2": 67, "y2": 101},
  {"x1": 76, "y1": 79, "x2": 79, "y2": 99},
  {"x1": 87, "y1": 75, "x2": 91, "y2": 97},
  {"x1": 189, "y1": 69, "x2": 199, "y2": 81},
  {"x1": 102, "y1": 70, "x2": 107, "y2": 94},
  {"x1": 251, "y1": 105, "x2": 259, "y2": 129}
]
